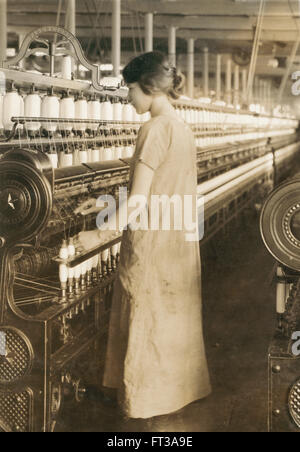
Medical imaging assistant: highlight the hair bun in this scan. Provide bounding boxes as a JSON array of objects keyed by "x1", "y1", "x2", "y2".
[
  {"x1": 173, "y1": 72, "x2": 183, "y2": 89},
  {"x1": 172, "y1": 69, "x2": 185, "y2": 94}
]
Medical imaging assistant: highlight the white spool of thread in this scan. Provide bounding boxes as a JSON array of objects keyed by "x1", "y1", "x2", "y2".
[
  {"x1": 42, "y1": 89, "x2": 60, "y2": 133},
  {"x1": 101, "y1": 96, "x2": 113, "y2": 121},
  {"x1": 112, "y1": 146, "x2": 118, "y2": 160},
  {"x1": 63, "y1": 152, "x2": 73, "y2": 167},
  {"x1": 113, "y1": 97, "x2": 122, "y2": 121},
  {"x1": 91, "y1": 148, "x2": 100, "y2": 162},
  {"x1": 92, "y1": 255, "x2": 99, "y2": 269},
  {"x1": 79, "y1": 148, "x2": 88, "y2": 164},
  {"x1": 3, "y1": 85, "x2": 21, "y2": 131},
  {"x1": 115, "y1": 146, "x2": 122, "y2": 159},
  {"x1": 87, "y1": 258, "x2": 93, "y2": 273},
  {"x1": 101, "y1": 249, "x2": 109, "y2": 262},
  {"x1": 111, "y1": 244, "x2": 119, "y2": 257},
  {"x1": 61, "y1": 56, "x2": 72, "y2": 80},
  {"x1": 59, "y1": 264, "x2": 68, "y2": 284},
  {"x1": 125, "y1": 146, "x2": 132, "y2": 158},
  {"x1": 60, "y1": 91, "x2": 75, "y2": 133},
  {"x1": 122, "y1": 100, "x2": 134, "y2": 122},
  {"x1": 104, "y1": 146, "x2": 113, "y2": 161},
  {"x1": 58, "y1": 151, "x2": 65, "y2": 168},
  {"x1": 120, "y1": 146, "x2": 126, "y2": 158},
  {"x1": 75, "y1": 93, "x2": 88, "y2": 133},
  {"x1": 99, "y1": 147, "x2": 105, "y2": 161},
  {"x1": 73, "y1": 148, "x2": 80, "y2": 166},
  {"x1": 87, "y1": 148, "x2": 92, "y2": 163},
  {"x1": 129, "y1": 145, "x2": 135, "y2": 157},
  {"x1": 48, "y1": 150, "x2": 58, "y2": 169},
  {"x1": 74, "y1": 264, "x2": 82, "y2": 281},
  {"x1": 81, "y1": 260, "x2": 88, "y2": 276},
  {"x1": 88, "y1": 95, "x2": 101, "y2": 132},
  {"x1": 24, "y1": 86, "x2": 41, "y2": 133},
  {"x1": 68, "y1": 266, "x2": 75, "y2": 280},
  {"x1": 59, "y1": 240, "x2": 69, "y2": 260},
  {"x1": 68, "y1": 238, "x2": 76, "y2": 258}
]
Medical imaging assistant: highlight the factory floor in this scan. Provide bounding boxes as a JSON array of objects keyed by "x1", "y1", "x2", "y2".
[{"x1": 58, "y1": 210, "x2": 276, "y2": 433}]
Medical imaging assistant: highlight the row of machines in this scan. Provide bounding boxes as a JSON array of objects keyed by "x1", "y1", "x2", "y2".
[{"x1": 0, "y1": 26, "x2": 299, "y2": 432}]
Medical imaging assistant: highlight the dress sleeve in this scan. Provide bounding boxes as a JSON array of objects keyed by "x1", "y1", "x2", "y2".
[{"x1": 136, "y1": 119, "x2": 171, "y2": 171}]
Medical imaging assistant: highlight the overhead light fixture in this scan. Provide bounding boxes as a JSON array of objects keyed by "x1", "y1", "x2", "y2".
[
  {"x1": 268, "y1": 58, "x2": 279, "y2": 69},
  {"x1": 6, "y1": 48, "x2": 16, "y2": 57}
]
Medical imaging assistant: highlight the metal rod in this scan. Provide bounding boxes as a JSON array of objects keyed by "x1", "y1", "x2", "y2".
[
  {"x1": 225, "y1": 57, "x2": 232, "y2": 105},
  {"x1": 49, "y1": 43, "x2": 55, "y2": 77},
  {"x1": 246, "y1": 0, "x2": 266, "y2": 104},
  {"x1": 264, "y1": 80, "x2": 268, "y2": 113},
  {"x1": 15, "y1": 276, "x2": 60, "y2": 291},
  {"x1": 112, "y1": 0, "x2": 121, "y2": 77},
  {"x1": 216, "y1": 54, "x2": 222, "y2": 102},
  {"x1": 187, "y1": 38, "x2": 194, "y2": 98},
  {"x1": 242, "y1": 69, "x2": 248, "y2": 107},
  {"x1": 234, "y1": 64, "x2": 240, "y2": 108},
  {"x1": 168, "y1": 26, "x2": 176, "y2": 67},
  {"x1": 145, "y1": 12, "x2": 153, "y2": 53},
  {"x1": 18, "y1": 32, "x2": 26, "y2": 69},
  {"x1": 65, "y1": 0, "x2": 76, "y2": 35},
  {"x1": 259, "y1": 78, "x2": 264, "y2": 109},
  {"x1": 0, "y1": 0, "x2": 7, "y2": 66},
  {"x1": 54, "y1": 0, "x2": 63, "y2": 46},
  {"x1": 203, "y1": 47, "x2": 209, "y2": 98},
  {"x1": 11, "y1": 117, "x2": 142, "y2": 125},
  {"x1": 65, "y1": 0, "x2": 76, "y2": 74}
]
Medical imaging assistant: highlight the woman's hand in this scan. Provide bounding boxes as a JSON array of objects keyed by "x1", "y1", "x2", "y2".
[
  {"x1": 75, "y1": 229, "x2": 120, "y2": 252},
  {"x1": 74, "y1": 198, "x2": 99, "y2": 216}
]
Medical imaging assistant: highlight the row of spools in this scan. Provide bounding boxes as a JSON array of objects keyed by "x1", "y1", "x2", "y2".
[
  {"x1": 0, "y1": 84, "x2": 150, "y2": 135},
  {"x1": 0, "y1": 83, "x2": 297, "y2": 137},
  {"x1": 48, "y1": 143, "x2": 135, "y2": 168},
  {"x1": 0, "y1": 85, "x2": 262, "y2": 133}
]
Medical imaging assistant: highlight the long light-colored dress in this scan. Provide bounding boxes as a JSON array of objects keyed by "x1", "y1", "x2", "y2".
[{"x1": 103, "y1": 115, "x2": 211, "y2": 419}]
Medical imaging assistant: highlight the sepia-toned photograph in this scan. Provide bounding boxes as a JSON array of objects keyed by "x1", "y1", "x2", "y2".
[{"x1": 0, "y1": 0, "x2": 300, "y2": 435}]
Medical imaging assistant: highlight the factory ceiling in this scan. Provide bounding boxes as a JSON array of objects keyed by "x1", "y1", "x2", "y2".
[{"x1": 5, "y1": 0, "x2": 300, "y2": 82}]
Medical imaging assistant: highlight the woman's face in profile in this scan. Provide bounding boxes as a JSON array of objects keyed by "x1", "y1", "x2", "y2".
[{"x1": 127, "y1": 82, "x2": 152, "y2": 115}]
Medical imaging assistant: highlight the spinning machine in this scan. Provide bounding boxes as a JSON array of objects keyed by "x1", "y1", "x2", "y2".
[
  {"x1": 0, "y1": 26, "x2": 299, "y2": 432},
  {"x1": 261, "y1": 175, "x2": 300, "y2": 432}
]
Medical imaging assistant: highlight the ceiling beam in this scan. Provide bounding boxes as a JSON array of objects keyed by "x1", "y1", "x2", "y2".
[
  {"x1": 127, "y1": 0, "x2": 300, "y2": 17},
  {"x1": 7, "y1": 23, "x2": 300, "y2": 43},
  {"x1": 7, "y1": 13, "x2": 300, "y2": 32},
  {"x1": 153, "y1": 16, "x2": 300, "y2": 31},
  {"x1": 6, "y1": 0, "x2": 300, "y2": 17}
]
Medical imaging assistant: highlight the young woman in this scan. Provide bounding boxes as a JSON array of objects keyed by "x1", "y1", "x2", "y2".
[{"x1": 76, "y1": 51, "x2": 211, "y2": 420}]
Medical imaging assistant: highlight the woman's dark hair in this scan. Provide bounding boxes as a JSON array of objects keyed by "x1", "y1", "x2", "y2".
[{"x1": 123, "y1": 51, "x2": 185, "y2": 100}]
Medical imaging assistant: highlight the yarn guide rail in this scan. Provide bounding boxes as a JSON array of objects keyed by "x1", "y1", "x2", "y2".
[
  {"x1": 53, "y1": 234, "x2": 122, "y2": 269},
  {"x1": 0, "y1": 116, "x2": 142, "y2": 145}
]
